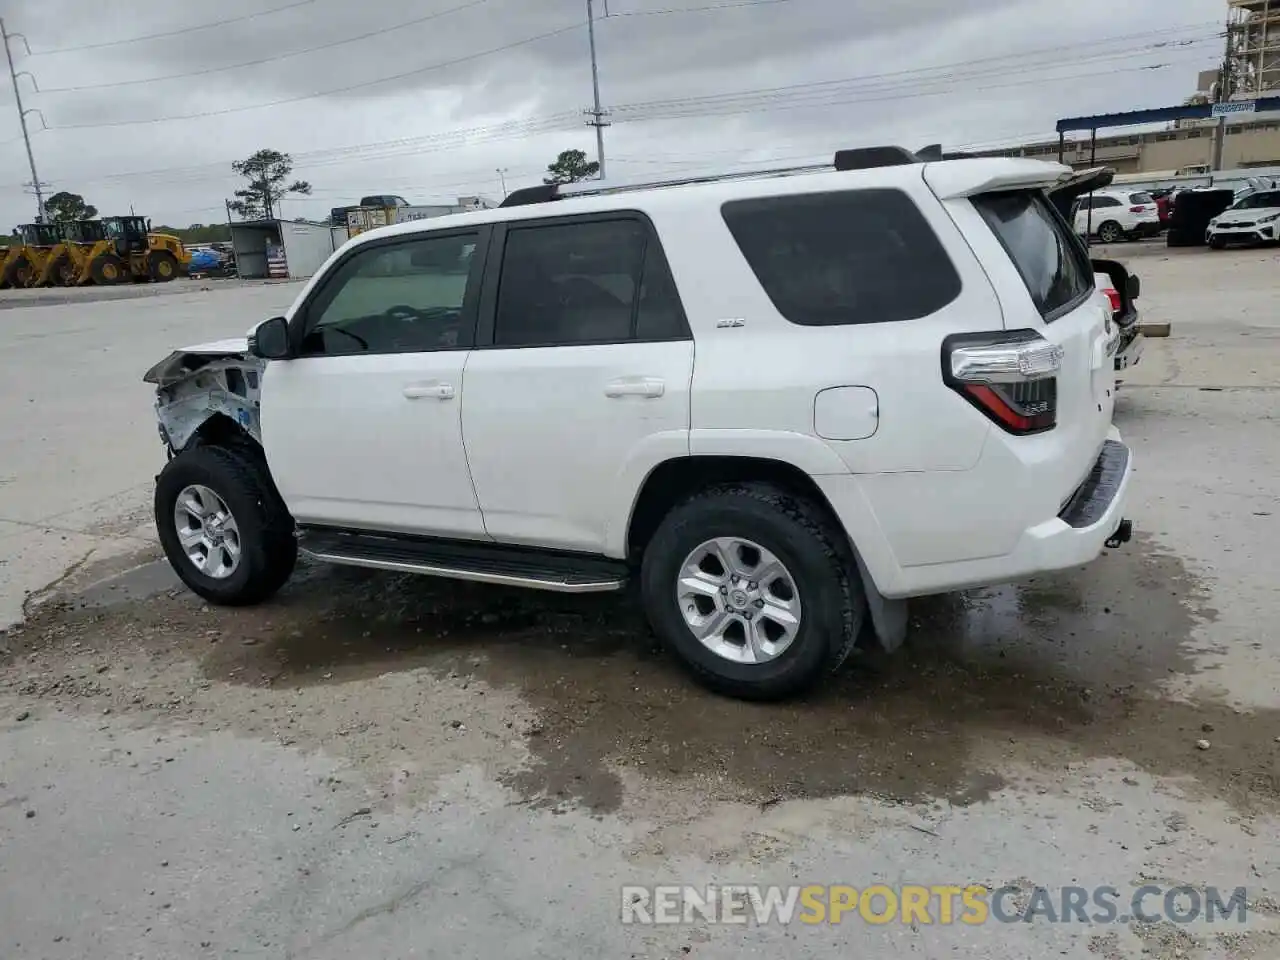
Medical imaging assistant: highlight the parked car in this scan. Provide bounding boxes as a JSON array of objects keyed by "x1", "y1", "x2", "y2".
[
  {"x1": 1071, "y1": 189, "x2": 1163, "y2": 242},
  {"x1": 142, "y1": 147, "x2": 1135, "y2": 701},
  {"x1": 1206, "y1": 189, "x2": 1280, "y2": 248},
  {"x1": 1166, "y1": 187, "x2": 1235, "y2": 247}
]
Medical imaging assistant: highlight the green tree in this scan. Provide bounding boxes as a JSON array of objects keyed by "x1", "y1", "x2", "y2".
[
  {"x1": 44, "y1": 191, "x2": 98, "y2": 222},
  {"x1": 228, "y1": 149, "x2": 311, "y2": 220},
  {"x1": 543, "y1": 148, "x2": 600, "y2": 185}
]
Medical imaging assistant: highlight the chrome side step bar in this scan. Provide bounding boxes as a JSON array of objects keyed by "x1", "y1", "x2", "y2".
[{"x1": 297, "y1": 527, "x2": 629, "y2": 594}]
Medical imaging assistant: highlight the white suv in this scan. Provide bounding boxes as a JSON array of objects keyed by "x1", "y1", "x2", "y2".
[
  {"x1": 1071, "y1": 189, "x2": 1162, "y2": 243},
  {"x1": 143, "y1": 147, "x2": 1135, "y2": 701}
]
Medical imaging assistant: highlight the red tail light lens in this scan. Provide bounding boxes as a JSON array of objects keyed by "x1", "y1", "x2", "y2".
[
  {"x1": 941, "y1": 330, "x2": 1063, "y2": 435},
  {"x1": 1103, "y1": 288, "x2": 1122, "y2": 314},
  {"x1": 1130, "y1": 205, "x2": 1145, "y2": 213}
]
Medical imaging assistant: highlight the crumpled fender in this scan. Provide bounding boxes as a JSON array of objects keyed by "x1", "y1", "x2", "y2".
[{"x1": 143, "y1": 340, "x2": 265, "y2": 452}]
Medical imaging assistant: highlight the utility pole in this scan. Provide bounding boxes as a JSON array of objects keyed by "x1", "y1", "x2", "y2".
[
  {"x1": 2, "y1": 18, "x2": 46, "y2": 221},
  {"x1": 1212, "y1": 19, "x2": 1235, "y2": 172},
  {"x1": 496, "y1": 167, "x2": 508, "y2": 198},
  {"x1": 585, "y1": 0, "x2": 610, "y2": 179}
]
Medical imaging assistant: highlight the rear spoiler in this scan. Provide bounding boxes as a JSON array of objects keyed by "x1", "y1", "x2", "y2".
[{"x1": 923, "y1": 159, "x2": 1095, "y2": 201}]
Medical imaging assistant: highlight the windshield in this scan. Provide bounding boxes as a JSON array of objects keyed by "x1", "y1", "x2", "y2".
[
  {"x1": 1130, "y1": 192, "x2": 1154, "y2": 204},
  {"x1": 1232, "y1": 191, "x2": 1280, "y2": 210}
]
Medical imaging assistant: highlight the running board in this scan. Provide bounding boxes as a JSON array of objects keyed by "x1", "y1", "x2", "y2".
[{"x1": 297, "y1": 527, "x2": 629, "y2": 594}]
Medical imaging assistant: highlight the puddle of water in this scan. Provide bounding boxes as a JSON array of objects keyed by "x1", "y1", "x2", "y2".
[{"x1": 15, "y1": 535, "x2": 1277, "y2": 817}]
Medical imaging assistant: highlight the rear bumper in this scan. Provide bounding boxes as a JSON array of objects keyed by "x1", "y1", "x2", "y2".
[{"x1": 817, "y1": 431, "x2": 1135, "y2": 599}]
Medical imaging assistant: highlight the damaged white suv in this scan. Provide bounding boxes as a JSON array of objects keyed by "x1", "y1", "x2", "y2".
[{"x1": 144, "y1": 148, "x2": 1135, "y2": 701}]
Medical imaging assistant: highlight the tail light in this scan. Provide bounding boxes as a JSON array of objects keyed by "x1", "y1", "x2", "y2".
[
  {"x1": 1103, "y1": 287, "x2": 1122, "y2": 314},
  {"x1": 941, "y1": 331, "x2": 1063, "y2": 435},
  {"x1": 1129, "y1": 205, "x2": 1146, "y2": 213}
]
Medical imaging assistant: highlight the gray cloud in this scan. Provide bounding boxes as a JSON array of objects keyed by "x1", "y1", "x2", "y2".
[{"x1": 0, "y1": 0, "x2": 1227, "y2": 226}]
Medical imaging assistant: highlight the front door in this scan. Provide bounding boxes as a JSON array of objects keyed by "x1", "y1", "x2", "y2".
[
  {"x1": 462, "y1": 214, "x2": 694, "y2": 554},
  {"x1": 261, "y1": 227, "x2": 491, "y2": 539}
]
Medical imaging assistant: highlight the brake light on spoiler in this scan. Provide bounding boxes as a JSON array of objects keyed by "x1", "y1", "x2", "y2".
[{"x1": 942, "y1": 330, "x2": 1064, "y2": 435}]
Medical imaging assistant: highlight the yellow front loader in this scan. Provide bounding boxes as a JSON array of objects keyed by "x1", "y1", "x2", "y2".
[
  {"x1": 1, "y1": 222, "x2": 64, "y2": 289},
  {"x1": 91, "y1": 215, "x2": 189, "y2": 283}
]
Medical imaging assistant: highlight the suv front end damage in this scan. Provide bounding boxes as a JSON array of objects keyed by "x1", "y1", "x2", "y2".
[{"x1": 142, "y1": 339, "x2": 266, "y2": 455}]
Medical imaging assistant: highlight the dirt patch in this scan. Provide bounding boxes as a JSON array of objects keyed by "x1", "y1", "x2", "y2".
[{"x1": 1, "y1": 534, "x2": 1275, "y2": 817}]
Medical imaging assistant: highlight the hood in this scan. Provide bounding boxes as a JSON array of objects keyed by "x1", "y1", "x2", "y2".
[
  {"x1": 143, "y1": 337, "x2": 252, "y2": 386},
  {"x1": 1214, "y1": 205, "x2": 1280, "y2": 224}
]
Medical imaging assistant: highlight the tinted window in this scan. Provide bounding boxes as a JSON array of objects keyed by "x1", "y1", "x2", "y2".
[
  {"x1": 720, "y1": 189, "x2": 961, "y2": 326},
  {"x1": 494, "y1": 218, "x2": 687, "y2": 346},
  {"x1": 1129, "y1": 192, "x2": 1154, "y2": 204},
  {"x1": 1093, "y1": 196, "x2": 1121, "y2": 208},
  {"x1": 973, "y1": 191, "x2": 1092, "y2": 320},
  {"x1": 301, "y1": 232, "x2": 478, "y2": 356}
]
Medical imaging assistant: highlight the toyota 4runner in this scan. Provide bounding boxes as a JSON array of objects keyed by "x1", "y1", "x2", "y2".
[{"x1": 144, "y1": 146, "x2": 1136, "y2": 701}]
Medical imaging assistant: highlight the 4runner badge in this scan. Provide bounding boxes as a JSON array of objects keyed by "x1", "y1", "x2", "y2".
[{"x1": 715, "y1": 318, "x2": 746, "y2": 328}]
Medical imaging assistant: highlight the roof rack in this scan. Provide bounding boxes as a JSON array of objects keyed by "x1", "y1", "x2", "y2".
[{"x1": 498, "y1": 145, "x2": 929, "y2": 207}]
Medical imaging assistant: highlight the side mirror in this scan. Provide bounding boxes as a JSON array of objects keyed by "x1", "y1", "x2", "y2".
[{"x1": 248, "y1": 316, "x2": 291, "y2": 360}]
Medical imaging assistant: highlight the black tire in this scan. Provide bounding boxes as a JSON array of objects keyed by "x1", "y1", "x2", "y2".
[
  {"x1": 1208, "y1": 237, "x2": 1225, "y2": 250},
  {"x1": 53, "y1": 255, "x2": 76, "y2": 286},
  {"x1": 149, "y1": 250, "x2": 179, "y2": 282},
  {"x1": 8, "y1": 256, "x2": 32, "y2": 288},
  {"x1": 640, "y1": 483, "x2": 865, "y2": 701},
  {"x1": 154, "y1": 446, "x2": 297, "y2": 606},
  {"x1": 1096, "y1": 220, "x2": 1123, "y2": 244},
  {"x1": 90, "y1": 254, "x2": 127, "y2": 285}
]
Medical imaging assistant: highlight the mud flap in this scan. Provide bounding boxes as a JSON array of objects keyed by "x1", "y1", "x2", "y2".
[{"x1": 853, "y1": 550, "x2": 909, "y2": 653}]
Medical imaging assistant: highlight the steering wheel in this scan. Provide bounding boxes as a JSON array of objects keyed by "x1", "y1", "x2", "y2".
[
  {"x1": 384, "y1": 304, "x2": 423, "y2": 322},
  {"x1": 323, "y1": 326, "x2": 369, "y2": 351}
]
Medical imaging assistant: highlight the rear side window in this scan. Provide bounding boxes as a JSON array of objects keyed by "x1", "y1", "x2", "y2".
[
  {"x1": 720, "y1": 189, "x2": 962, "y2": 326},
  {"x1": 493, "y1": 217, "x2": 689, "y2": 347},
  {"x1": 972, "y1": 191, "x2": 1092, "y2": 321}
]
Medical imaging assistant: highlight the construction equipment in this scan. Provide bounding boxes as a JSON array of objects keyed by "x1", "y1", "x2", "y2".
[
  {"x1": 58, "y1": 219, "x2": 110, "y2": 285},
  {"x1": 88, "y1": 216, "x2": 190, "y2": 284},
  {"x1": 0, "y1": 222, "x2": 63, "y2": 289}
]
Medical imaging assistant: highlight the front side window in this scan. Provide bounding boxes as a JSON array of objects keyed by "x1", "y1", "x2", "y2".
[
  {"x1": 300, "y1": 232, "x2": 478, "y2": 356},
  {"x1": 720, "y1": 189, "x2": 962, "y2": 326},
  {"x1": 973, "y1": 190, "x2": 1092, "y2": 320},
  {"x1": 493, "y1": 217, "x2": 687, "y2": 346}
]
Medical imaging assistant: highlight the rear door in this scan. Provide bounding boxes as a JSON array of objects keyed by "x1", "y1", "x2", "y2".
[{"x1": 461, "y1": 212, "x2": 694, "y2": 554}]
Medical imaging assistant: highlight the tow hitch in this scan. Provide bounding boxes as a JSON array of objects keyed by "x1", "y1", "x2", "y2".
[{"x1": 1105, "y1": 519, "x2": 1133, "y2": 549}]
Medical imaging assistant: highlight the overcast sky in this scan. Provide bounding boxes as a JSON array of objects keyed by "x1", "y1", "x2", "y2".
[{"x1": 0, "y1": 0, "x2": 1227, "y2": 226}]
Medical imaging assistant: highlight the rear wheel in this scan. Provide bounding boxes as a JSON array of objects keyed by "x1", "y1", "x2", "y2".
[
  {"x1": 90, "y1": 254, "x2": 127, "y2": 285},
  {"x1": 3, "y1": 256, "x2": 29, "y2": 289},
  {"x1": 640, "y1": 483, "x2": 864, "y2": 701},
  {"x1": 155, "y1": 446, "x2": 297, "y2": 606},
  {"x1": 149, "y1": 250, "x2": 179, "y2": 282},
  {"x1": 1096, "y1": 220, "x2": 1123, "y2": 244}
]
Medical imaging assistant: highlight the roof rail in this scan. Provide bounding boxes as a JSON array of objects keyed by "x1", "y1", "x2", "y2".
[{"x1": 499, "y1": 145, "x2": 931, "y2": 207}]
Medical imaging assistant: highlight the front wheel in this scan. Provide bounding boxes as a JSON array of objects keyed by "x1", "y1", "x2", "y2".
[
  {"x1": 1096, "y1": 220, "x2": 1123, "y2": 244},
  {"x1": 155, "y1": 446, "x2": 297, "y2": 606},
  {"x1": 640, "y1": 483, "x2": 865, "y2": 701},
  {"x1": 149, "y1": 250, "x2": 179, "y2": 282}
]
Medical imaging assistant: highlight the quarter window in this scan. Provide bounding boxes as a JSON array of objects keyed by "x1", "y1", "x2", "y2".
[
  {"x1": 720, "y1": 189, "x2": 962, "y2": 326},
  {"x1": 301, "y1": 232, "x2": 479, "y2": 356}
]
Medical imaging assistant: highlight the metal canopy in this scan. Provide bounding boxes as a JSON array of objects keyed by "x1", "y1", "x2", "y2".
[{"x1": 1056, "y1": 95, "x2": 1280, "y2": 133}]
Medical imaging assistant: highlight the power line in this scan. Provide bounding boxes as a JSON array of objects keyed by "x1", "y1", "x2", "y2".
[
  {"x1": 37, "y1": 0, "x2": 498, "y2": 94},
  {"x1": 603, "y1": 0, "x2": 790, "y2": 16},
  {"x1": 28, "y1": 0, "x2": 320, "y2": 55},
  {"x1": 46, "y1": 22, "x2": 584, "y2": 129}
]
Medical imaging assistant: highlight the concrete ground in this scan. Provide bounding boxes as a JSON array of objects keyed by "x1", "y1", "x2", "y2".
[{"x1": 1, "y1": 246, "x2": 1279, "y2": 959}]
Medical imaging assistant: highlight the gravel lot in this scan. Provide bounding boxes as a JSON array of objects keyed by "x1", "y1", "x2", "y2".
[{"x1": 1, "y1": 246, "x2": 1278, "y2": 959}]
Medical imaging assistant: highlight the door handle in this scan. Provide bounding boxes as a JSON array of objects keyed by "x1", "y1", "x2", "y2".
[
  {"x1": 605, "y1": 376, "x2": 665, "y2": 398},
  {"x1": 402, "y1": 382, "x2": 455, "y2": 400}
]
